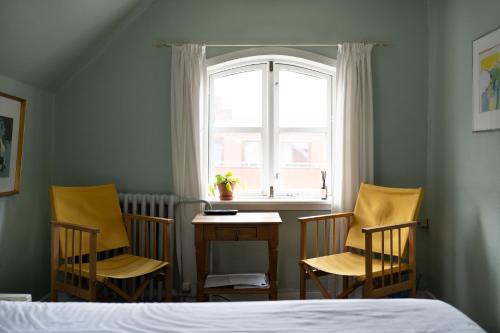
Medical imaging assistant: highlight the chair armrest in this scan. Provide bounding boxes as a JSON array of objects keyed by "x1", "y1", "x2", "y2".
[
  {"x1": 362, "y1": 221, "x2": 417, "y2": 297},
  {"x1": 51, "y1": 220, "x2": 99, "y2": 299},
  {"x1": 122, "y1": 213, "x2": 172, "y2": 263},
  {"x1": 362, "y1": 221, "x2": 416, "y2": 234},
  {"x1": 298, "y1": 212, "x2": 353, "y2": 261},
  {"x1": 298, "y1": 212, "x2": 353, "y2": 223},
  {"x1": 122, "y1": 213, "x2": 173, "y2": 225},
  {"x1": 51, "y1": 220, "x2": 100, "y2": 234}
]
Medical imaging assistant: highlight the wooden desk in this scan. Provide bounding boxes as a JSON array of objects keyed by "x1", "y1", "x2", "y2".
[{"x1": 192, "y1": 212, "x2": 282, "y2": 301}]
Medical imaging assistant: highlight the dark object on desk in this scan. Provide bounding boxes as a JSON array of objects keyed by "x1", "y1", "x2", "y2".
[{"x1": 204, "y1": 209, "x2": 238, "y2": 215}]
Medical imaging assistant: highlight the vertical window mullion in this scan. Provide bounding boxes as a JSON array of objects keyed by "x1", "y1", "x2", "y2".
[
  {"x1": 327, "y1": 74, "x2": 333, "y2": 196},
  {"x1": 273, "y1": 65, "x2": 280, "y2": 195},
  {"x1": 207, "y1": 74, "x2": 216, "y2": 193},
  {"x1": 268, "y1": 62, "x2": 276, "y2": 196},
  {"x1": 262, "y1": 63, "x2": 270, "y2": 196}
]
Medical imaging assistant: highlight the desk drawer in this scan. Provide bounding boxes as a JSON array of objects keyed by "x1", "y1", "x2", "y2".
[{"x1": 213, "y1": 227, "x2": 258, "y2": 241}]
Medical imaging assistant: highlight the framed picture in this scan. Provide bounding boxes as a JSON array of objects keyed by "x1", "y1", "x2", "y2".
[
  {"x1": 0, "y1": 92, "x2": 26, "y2": 196},
  {"x1": 473, "y1": 27, "x2": 500, "y2": 131}
]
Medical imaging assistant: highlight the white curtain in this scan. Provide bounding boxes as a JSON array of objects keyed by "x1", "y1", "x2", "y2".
[
  {"x1": 332, "y1": 42, "x2": 374, "y2": 213},
  {"x1": 170, "y1": 44, "x2": 206, "y2": 292},
  {"x1": 331, "y1": 43, "x2": 374, "y2": 294}
]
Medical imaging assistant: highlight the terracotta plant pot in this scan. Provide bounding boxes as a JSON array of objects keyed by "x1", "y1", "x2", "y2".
[{"x1": 217, "y1": 182, "x2": 236, "y2": 201}]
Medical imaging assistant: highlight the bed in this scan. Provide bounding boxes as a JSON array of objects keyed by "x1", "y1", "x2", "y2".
[{"x1": 0, "y1": 299, "x2": 483, "y2": 332}]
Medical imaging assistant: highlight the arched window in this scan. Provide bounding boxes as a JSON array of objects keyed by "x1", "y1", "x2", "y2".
[{"x1": 205, "y1": 49, "x2": 335, "y2": 199}]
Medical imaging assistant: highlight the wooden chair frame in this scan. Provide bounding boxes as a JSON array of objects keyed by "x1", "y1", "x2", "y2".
[
  {"x1": 51, "y1": 213, "x2": 173, "y2": 302},
  {"x1": 299, "y1": 212, "x2": 417, "y2": 299}
]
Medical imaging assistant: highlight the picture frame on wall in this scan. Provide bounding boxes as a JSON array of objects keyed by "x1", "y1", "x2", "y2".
[
  {"x1": 473, "y1": 26, "x2": 500, "y2": 131},
  {"x1": 0, "y1": 92, "x2": 26, "y2": 196}
]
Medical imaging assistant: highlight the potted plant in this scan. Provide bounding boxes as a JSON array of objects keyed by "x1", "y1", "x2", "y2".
[{"x1": 208, "y1": 171, "x2": 240, "y2": 201}]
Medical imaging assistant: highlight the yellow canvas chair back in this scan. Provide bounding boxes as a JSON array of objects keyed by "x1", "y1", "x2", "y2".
[
  {"x1": 345, "y1": 183, "x2": 423, "y2": 256},
  {"x1": 50, "y1": 184, "x2": 130, "y2": 257}
]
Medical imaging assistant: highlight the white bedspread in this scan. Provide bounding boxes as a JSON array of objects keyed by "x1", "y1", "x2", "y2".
[{"x1": 0, "y1": 299, "x2": 483, "y2": 333}]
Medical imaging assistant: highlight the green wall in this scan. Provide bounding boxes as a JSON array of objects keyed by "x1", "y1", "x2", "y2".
[
  {"x1": 6, "y1": 0, "x2": 500, "y2": 318},
  {"x1": 0, "y1": 73, "x2": 54, "y2": 299},
  {"x1": 54, "y1": 0, "x2": 429, "y2": 293},
  {"x1": 55, "y1": 0, "x2": 428, "y2": 191},
  {"x1": 427, "y1": 0, "x2": 500, "y2": 330}
]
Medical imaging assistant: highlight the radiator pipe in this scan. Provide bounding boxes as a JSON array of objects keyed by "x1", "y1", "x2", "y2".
[{"x1": 174, "y1": 198, "x2": 212, "y2": 210}]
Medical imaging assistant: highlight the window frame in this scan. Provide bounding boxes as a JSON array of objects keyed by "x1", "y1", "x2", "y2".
[
  {"x1": 204, "y1": 50, "x2": 336, "y2": 201},
  {"x1": 272, "y1": 62, "x2": 333, "y2": 197},
  {"x1": 208, "y1": 63, "x2": 269, "y2": 196}
]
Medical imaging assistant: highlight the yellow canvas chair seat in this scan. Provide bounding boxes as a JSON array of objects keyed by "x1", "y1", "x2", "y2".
[
  {"x1": 302, "y1": 252, "x2": 409, "y2": 278},
  {"x1": 59, "y1": 254, "x2": 168, "y2": 283}
]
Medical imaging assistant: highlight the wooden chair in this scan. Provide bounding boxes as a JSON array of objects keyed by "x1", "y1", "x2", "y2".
[
  {"x1": 299, "y1": 183, "x2": 423, "y2": 299},
  {"x1": 50, "y1": 184, "x2": 173, "y2": 302}
]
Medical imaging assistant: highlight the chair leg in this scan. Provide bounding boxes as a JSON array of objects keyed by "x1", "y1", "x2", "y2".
[
  {"x1": 307, "y1": 267, "x2": 331, "y2": 299},
  {"x1": 410, "y1": 278, "x2": 417, "y2": 298},
  {"x1": 50, "y1": 289, "x2": 58, "y2": 302},
  {"x1": 362, "y1": 281, "x2": 372, "y2": 298},
  {"x1": 411, "y1": 268, "x2": 417, "y2": 297},
  {"x1": 164, "y1": 265, "x2": 172, "y2": 302},
  {"x1": 336, "y1": 283, "x2": 359, "y2": 299},
  {"x1": 342, "y1": 276, "x2": 349, "y2": 292},
  {"x1": 299, "y1": 264, "x2": 306, "y2": 300},
  {"x1": 90, "y1": 284, "x2": 97, "y2": 302}
]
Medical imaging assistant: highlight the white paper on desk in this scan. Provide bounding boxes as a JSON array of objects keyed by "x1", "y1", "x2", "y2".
[{"x1": 204, "y1": 273, "x2": 268, "y2": 289}]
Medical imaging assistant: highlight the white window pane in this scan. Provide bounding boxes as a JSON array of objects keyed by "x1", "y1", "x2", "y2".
[
  {"x1": 213, "y1": 69, "x2": 263, "y2": 127},
  {"x1": 213, "y1": 132, "x2": 262, "y2": 191},
  {"x1": 278, "y1": 133, "x2": 328, "y2": 191},
  {"x1": 278, "y1": 69, "x2": 328, "y2": 128}
]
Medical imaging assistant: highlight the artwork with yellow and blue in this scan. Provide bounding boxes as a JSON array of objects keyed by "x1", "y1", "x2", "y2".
[{"x1": 480, "y1": 44, "x2": 500, "y2": 112}]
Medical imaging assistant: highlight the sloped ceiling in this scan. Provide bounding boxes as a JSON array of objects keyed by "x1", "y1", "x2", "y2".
[{"x1": 0, "y1": 0, "x2": 148, "y2": 92}]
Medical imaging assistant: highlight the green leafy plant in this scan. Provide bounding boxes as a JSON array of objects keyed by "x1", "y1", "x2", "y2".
[{"x1": 208, "y1": 171, "x2": 240, "y2": 197}]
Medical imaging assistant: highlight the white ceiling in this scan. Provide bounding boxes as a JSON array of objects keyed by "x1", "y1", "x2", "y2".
[{"x1": 0, "y1": 0, "x2": 148, "y2": 91}]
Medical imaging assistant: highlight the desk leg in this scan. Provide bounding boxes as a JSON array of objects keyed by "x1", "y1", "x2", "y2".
[
  {"x1": 268, "y1": 224, "x2": 279, "y2": 300},
  {"x1": 195, "y1": 225, "x2": 208, "y2": 302}
]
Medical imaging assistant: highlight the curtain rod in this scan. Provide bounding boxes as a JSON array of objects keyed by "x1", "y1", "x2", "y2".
[{"x1": 153, "y1": 41, "x2": 390, "y2": 48}]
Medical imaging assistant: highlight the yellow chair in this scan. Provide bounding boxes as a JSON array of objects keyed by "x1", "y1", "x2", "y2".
[
  {"x1": 50, "y1": 184, "x2": 173, "y2": 302},
  {"x1": 299, "y1": 183, "x2": 423, "y2": 299}
]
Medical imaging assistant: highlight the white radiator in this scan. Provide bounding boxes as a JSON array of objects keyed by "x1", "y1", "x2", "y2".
[
  {"x1": 116, "y1": 192, "x2": 177, "y2": 301},
  {"x1": 118, "y1": 193, "x2": 176, "y2": 221}
]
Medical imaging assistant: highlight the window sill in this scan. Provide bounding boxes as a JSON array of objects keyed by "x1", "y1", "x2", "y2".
[{"x1": 208, "y1": 197, "x2": 331, "y2": 211}]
